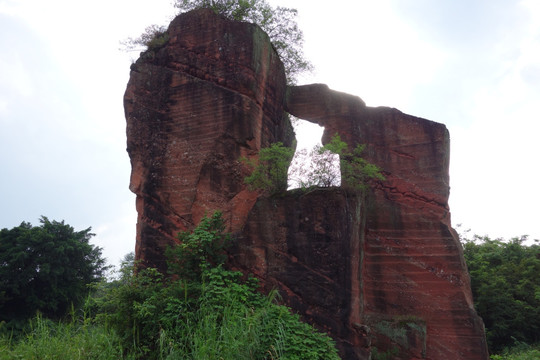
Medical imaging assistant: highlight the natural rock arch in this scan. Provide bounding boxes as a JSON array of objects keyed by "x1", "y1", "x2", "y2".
[{"x1": 124, "y1": 9, "x2": 489, "y2": 360}]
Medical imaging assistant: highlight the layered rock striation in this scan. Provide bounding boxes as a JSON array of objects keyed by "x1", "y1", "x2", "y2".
[
  {"x1": 285, "y1": 84, "x2": 488, "y2": 359},
  {"x1": 125, "y1": 9, "x2": 488, "y2": 359}
]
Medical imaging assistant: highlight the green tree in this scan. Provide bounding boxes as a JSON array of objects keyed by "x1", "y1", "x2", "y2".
[
  {"x1": 461, "y1": 234, "x2": 540, "y2": 352},
  {"x1": 326, "y1": 134, "x2": 385, "y2": 191},
  {"x1": 176, "y1": 0, "x2": 312, "y2": 83},
  {"x1": 289, "y1": 134, "x2": 384, "y2": 191},
  {"x1": 242, "y1": 142, "x2": 295, "y2": 195},
  {"x1": 0, "y1": 217, "x2": 108, "y2": 322},
  {"x1": 289, "y1": 144, "x2": 341, "y2": 189}
]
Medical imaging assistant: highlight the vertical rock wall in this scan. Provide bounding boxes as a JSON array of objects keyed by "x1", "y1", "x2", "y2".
[
  {"x1": 124, "y1": 9, "x2": 293, "y2": 271},
  {"x1": 231, "y1": 189, "x2": 371, "y2": 359},
  {"x1": 285, "y1": 84, "x2": 488, "y2": 359},
  {"x1": 125, "y1": 9, "x2": 488, "y2": 359}
]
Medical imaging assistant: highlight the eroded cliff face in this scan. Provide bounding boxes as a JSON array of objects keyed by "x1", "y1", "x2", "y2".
[
  {"x1": 230, "y1": 189, "x2": 371, "y2": 359},
  {"x1": 284, "y1": 84, "x2": 488, "y2": 359},
  {"x1": 125, "y1": 9, "x2": 488, "y2": 359},
  {"x1": 124, "y1": 8, "x2": 293, "y2": 271}
]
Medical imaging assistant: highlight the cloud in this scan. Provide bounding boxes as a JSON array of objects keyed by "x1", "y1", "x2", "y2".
[{"x1": 445, "y1": 1, "x2": 540, "y2": 240}]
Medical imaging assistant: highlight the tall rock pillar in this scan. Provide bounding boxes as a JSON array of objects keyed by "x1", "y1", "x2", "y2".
[{"x1": 124, "y1": 9, "x2": 294, "y2": 271}]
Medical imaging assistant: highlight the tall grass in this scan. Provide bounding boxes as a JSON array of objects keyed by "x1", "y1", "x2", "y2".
[
  {"x1": 490, "y1": 343, "x2": 540, "y2": 360},
  {"x1": 0, "y1": 314, "x2": 129, "y2": 360},
  {"x1": 158, "y1": 292, "x2": 283, "y2": 360}
]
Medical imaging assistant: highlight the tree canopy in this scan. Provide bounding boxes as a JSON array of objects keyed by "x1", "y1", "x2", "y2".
[
  {"x1": 241, "y1": 141, "x2": 295, "y2": 195},
  {"x1": 175, "y1": 0, "x2": 312, "y2": 83},
  {"x1": 461, "y1": 234, "x2": 540, "y2": 352},
  {"x1": 0, "y1": 217, "x2": 108, "y2": 322}
]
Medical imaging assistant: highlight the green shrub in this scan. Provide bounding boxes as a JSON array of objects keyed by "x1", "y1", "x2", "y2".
[
  {"x1": 242, "y1": 142, "x2": 295, "y2": 195},
  {"x1": 89, "y1": 212, "x2": 340, "y2": 359},
  {"x1": 247, "y1": 135, "x2": 384, "y2": 194},
  {"x1": 490, "y1": 342, "x2": 540, "y2": 360},
  {"x1": 121, "y1": 25, "x2": 169, "y2": 52},
  {"x1": 325, "y1": 134, "x2": 385, "y2": 191}
]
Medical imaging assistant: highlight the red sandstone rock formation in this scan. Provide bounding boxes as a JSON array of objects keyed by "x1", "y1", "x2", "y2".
[
  {"x1": 283, "y1": 84, "x2": 489, "y2": 359},
  {"x1": 125, "y1": 9, "x2": 293, "y2": 271},
  {"x1": 125, "y1": 9, "x2": 488, "y2": 360},
  {"x1": 231, "y1": 189, "x2": 371, "y2": 359}
]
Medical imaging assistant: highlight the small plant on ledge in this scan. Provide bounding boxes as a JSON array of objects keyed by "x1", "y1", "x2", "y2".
[{"x1": 242, "y1": 134, "x2": 384, "y2": 195}]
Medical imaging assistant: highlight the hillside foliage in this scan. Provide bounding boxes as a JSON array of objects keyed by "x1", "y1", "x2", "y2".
[
  {"x1": 461, "y1": 233, "x2": 540, "y2": 354},
  {"x1": 86, "y1": 212, "x2": 340, "y2": 359},
  {"x1": 1, "y1": 216, "x2": 540, "y2": 359}
]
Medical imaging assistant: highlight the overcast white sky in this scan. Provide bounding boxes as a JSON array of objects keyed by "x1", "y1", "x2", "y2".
[{"x1": 1, "y1": 0, "x2": 539, "y2": 267}]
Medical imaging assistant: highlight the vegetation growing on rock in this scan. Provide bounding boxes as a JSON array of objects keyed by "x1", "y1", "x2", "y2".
[
  {"x1": 241, "y1": 142, "x2": 295, "y2": 195},
  {"x1": 174, "y1": 0, "x2": 312, "y2": 83},
  {"x1": 289, "y1": 134, "x2": 385, "y2": 191},
  {"x1": 123, "y1": 0, "x2": 311, "y2": 84},
  {"x1": 243, "y1": 134, "x2": 384, "y2": 194}
]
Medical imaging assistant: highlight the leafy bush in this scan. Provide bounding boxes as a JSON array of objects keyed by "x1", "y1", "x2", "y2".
[
  {"x1": 242, "y1": 142, "x2": 295, "y2": 195},
  {"x1": 245, "y1": 135, "x2": 384, "y2": 194},
  {"x1": 166, "y1": 211, "x2": 232, "y2": 280},
  {"x1": 289, "y1": 142, "x2": 341, "y2": 189},
  {"x1": 490, "y1": 342, "x2": 540, "y2": 360},
  {"x1": 89, "y1": 212, "x2": 340, "y2": 359},
  {"x1": 289, "y1": 134, "x2": 384, "y2": 191},
  {"x1": 121, "y1": 25, "x2": 169, "y2": 52}
]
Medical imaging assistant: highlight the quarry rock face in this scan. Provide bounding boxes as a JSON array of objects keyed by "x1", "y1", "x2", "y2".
[{"x1": 125, "y1": 9, "x2": 489, "y2": 359}]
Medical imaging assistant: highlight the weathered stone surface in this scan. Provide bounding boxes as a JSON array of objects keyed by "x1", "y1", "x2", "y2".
[
  {"x1": 125, "y1": 8, "x2": 294, "y2": 271},
  {"x1": 229, "y1": 189, "x2": 371, "y2": 359},
  {"x1": 125, "y1": 10, "x2": 488, "y2": 360},
  {"x1": 284, "y1": 84, "x2": 489, "y2": 359}
]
